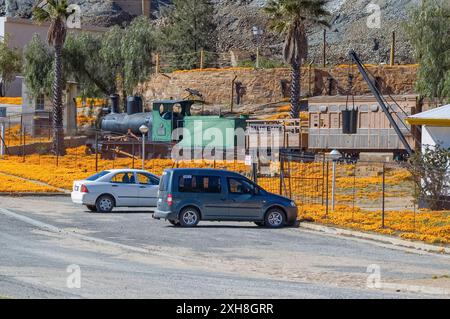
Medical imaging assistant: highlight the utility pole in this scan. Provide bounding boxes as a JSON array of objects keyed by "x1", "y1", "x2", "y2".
[
  {"x1": 390, "y1": 31, "x2": 396, "y2": 66},
  {"x1": 155, "y1": 53, "x2": 161, "y2": 74},
  {"x1": 323, "y1": 29, "x2": 327, "y2": 68},
  {"x1": 200, "y1": 49, "x2": 205, "y2": 69}
]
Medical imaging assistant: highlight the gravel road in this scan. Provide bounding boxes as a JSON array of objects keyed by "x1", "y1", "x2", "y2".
[{"x1": 0, "y1": 196, "x2": 449, "y2": 299}]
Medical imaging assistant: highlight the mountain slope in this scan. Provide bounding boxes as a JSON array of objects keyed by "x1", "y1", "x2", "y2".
[{"x1": 1, "y1": 0, "x2": 419, "y2": 64}]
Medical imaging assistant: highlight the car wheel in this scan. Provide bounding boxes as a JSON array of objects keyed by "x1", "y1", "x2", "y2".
[
  {"x1": 95, "y1": 195, "x2": 115, "y2": 213},
  {"x1": 179, "y1": 207, "x2": 200, "y2": 227},
  {"x1": 255, "y1": 222, "x2": 265, "y2": 227},
  {"x1": 169, "y1": 220, "x2": 181, "y2": 227},
  {"x1": 264, "y1": 208, "x2": 286, "y2": 228},
  {"x1": 86, "y1": 205, "x2": 97, "y2": 212}
]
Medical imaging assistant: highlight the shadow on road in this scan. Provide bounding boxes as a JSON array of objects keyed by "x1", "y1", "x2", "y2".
[{"x1": 85, "y1": 210, "x2": 154, "y2": 215}]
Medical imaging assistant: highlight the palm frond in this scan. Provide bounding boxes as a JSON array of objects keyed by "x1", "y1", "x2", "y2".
[{"x1": 32, "y1": 6, "x2": 50, "y2": 22}]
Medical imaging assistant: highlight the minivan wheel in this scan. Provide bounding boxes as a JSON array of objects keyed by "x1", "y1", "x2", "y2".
[
  {"x1": 179, "y1": 207, "x2": 200, "y2": 227},
  {"x1": 264, "y1": 208, "x2": 286, "y2": 228},
  {"x1": 95, "y1": 195, "x2": 115, "y2": 213}
]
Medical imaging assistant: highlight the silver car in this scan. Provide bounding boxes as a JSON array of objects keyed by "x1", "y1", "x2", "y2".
[{"x1": 71, "y1": 169, "x2": 160, "y2": 213}]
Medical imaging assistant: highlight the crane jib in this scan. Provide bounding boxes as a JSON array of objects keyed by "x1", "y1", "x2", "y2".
[{"x1": 348, "y1": 50, "x2": 414, "y2": 156}]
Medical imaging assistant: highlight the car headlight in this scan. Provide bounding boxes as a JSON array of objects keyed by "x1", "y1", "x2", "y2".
[{"x1": 290, "y1": 201, "x2": 297, "y2": 207}]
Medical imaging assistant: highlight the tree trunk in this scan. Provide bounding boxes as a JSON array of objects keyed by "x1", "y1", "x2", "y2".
[
  {"x1": 52, "y1": 43, "x2": 66, "y2": 156},
  {"x1": 290, "y1": 62, "x2": 301, "y2": 118}
]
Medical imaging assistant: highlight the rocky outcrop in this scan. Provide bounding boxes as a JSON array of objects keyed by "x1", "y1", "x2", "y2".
[
  {"x1": 141, "y1": 65, "x2": 418, "y2": 107},
  {"x1": 3, "y1": 0, "x2": 134, "y2": 26},
  {"x1": 213, "y1": 0, "x2": 419, "y2": 64}
]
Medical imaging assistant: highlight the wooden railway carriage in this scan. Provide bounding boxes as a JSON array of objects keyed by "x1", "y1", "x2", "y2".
[{"x1": 307, "y1": 95, "x2": 420, "y2": 156}]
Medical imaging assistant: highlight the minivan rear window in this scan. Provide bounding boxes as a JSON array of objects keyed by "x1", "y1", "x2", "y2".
[
  {"x1": 159, "y1": 171, "x2": 170, "y2": 191},
  {"x1": 178, "y1": 175, "x2": 221, "y2": 194}
]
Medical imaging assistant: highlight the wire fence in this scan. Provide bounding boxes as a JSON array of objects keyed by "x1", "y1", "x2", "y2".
[
  {"x1": 154, "y1": 49, "x2": 289, "y2": 73},
  {"x1": 269, "y1": 152, "x2": 449, "y2": 244}
]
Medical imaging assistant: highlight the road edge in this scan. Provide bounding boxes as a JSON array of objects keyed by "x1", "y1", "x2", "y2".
[{"x1": 300, "y1": 222, "x2": 449, "y2": 255}]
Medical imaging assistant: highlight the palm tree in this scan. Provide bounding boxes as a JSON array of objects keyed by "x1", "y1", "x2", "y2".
[
  {"x1": 265, "y1": 0, "x2": 330, "y2": 118},
  {"x1": 33, "y1": 0, "x2": 71, "y2": 155}
]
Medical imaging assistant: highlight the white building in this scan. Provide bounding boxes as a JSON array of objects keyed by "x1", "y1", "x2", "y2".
[{"x1": 406, "y1": 104, "x2": 450, "y2": 151}]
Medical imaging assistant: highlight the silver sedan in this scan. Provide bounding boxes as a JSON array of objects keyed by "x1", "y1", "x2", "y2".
[{"x1": 71, "y1": 169, "x2": 160, "y2": 213}]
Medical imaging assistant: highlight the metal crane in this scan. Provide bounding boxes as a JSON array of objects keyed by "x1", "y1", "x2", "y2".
[{"x1": 348, "y1": 49, "x2": 414, "y2": 156}]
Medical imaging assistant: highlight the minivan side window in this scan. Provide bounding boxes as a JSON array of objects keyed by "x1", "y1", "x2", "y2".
[
  {"x1": 228, "y1": 178, "x2": 254, "y2": 195},
  {"x1": 178, "y1": 175, "x2": 221, "y2": 194}
]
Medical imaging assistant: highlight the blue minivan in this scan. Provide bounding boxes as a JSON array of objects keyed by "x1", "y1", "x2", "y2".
[{"x1": 153, "y1": 169, "x2": 298, "y2": 228}]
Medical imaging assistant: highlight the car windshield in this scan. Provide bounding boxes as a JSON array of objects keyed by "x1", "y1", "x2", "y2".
[{"x1": 85, "y1": 171, "x2": 110, "y2": 181}]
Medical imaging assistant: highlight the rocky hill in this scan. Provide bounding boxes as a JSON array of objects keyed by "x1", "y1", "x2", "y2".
[
  {"x1": 1, "y1": 0, "x2": 419, "y2": 64},
  {"x1": 213, "y1": 0, "x2": 419, "y2": 64}
]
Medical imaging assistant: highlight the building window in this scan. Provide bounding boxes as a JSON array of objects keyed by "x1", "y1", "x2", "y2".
[{"x1": 36, "y1": 94, "x2": 45, "y2": 111}]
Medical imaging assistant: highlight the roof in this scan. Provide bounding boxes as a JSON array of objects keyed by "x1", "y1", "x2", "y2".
[{"x1": 406, "y1": 104, "x2": 450, "y2": 126}]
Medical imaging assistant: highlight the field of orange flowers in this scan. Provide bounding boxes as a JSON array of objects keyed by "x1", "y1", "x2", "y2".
[
  {"x1": 0, "y1": 173, "x2": 59, "y2": 193},
  {"x1": 0, "y1": 146, "x2": 448, "y2": 245},
  {"x1": 299, "y1": 204, "x2": 450, "y2": 245}
]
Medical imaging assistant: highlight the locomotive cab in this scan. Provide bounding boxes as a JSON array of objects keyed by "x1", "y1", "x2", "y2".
[{"x1": 152, "y1": 100, "x2": 194, "y2": 142}]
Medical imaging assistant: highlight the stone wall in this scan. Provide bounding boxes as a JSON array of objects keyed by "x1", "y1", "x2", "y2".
[{"x1": 141, "y1": 65, "x2": 418, "y2": 106}]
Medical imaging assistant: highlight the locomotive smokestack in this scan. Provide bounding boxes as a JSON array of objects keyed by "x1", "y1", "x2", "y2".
[
  {"x1": 127, "y1": 96, "x2": 143, "y2": 115},
  {"x1": 110, "y1": 94, "x2": 120, "y2": 114}
]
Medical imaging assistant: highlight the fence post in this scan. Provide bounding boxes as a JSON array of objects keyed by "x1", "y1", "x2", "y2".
[
  {"x1": 325, "y1": 161, "x2": 329, "y2": 216},
  {"x1": 22, "y1": 124, "x2": 26, "y2": 163},
  {"x1": 352, "y1": 163, "x2": 356, "y2": 221},
  {"x1": 321, "y1": 154, "x2": 325, "y2": 205},
  {"x1": 382, "y1": 163, "x2": 386, "y2": 228},
  {"x1": 256, "y1": 47, "x2": 260, "y2": 69},
  {"x1": 132, "y1": 141, "x2": 135, "y2": 169},
  {"x1": 95, "y1": 130, "x2": 99, "y2": 172},
  {"x1": 252, "y1": 162, "x2": 258, "y2": 184},
  {"x1": 279, "y1": 154, "x2": 284, "y2": 196}
]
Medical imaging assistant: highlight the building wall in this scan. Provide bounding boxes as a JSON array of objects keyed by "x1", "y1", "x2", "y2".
[{"x1": 422, "y1": 126, "x2": 450, "y2": 150}]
